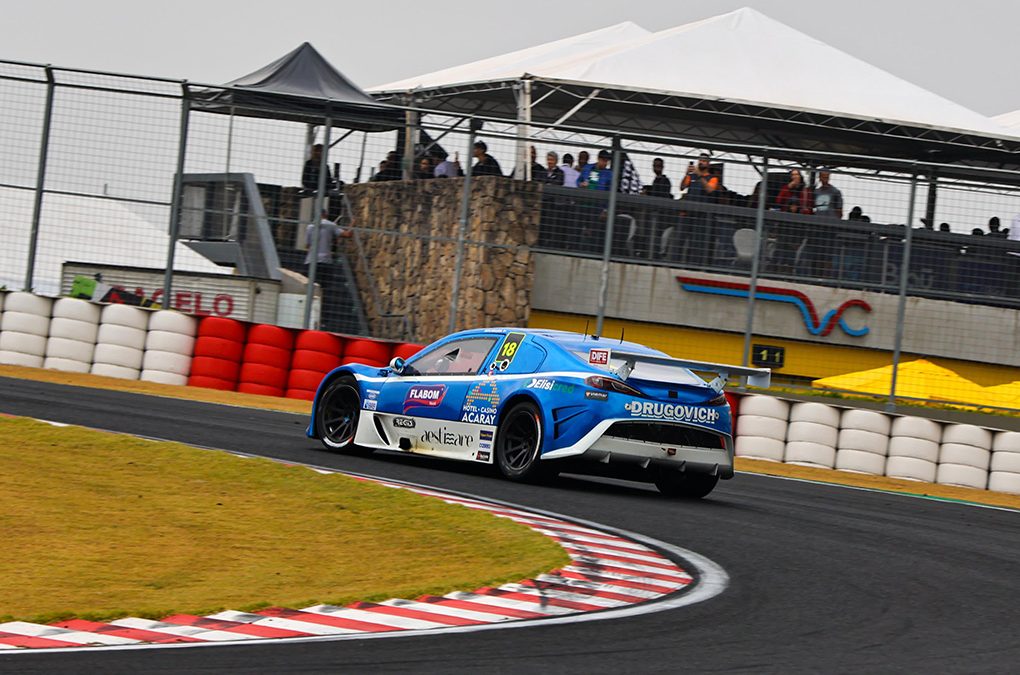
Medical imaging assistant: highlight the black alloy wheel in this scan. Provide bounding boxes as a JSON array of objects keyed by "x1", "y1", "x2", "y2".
[
  {"x1": 495, "y1": 401, "x2": 545, "y2": 481},
  {"x1": 316, "y1": 375, "x2": 366, "y2": 452},
  {"x1": 654, "y1": 470, "x2": 719, "y2": 499}
]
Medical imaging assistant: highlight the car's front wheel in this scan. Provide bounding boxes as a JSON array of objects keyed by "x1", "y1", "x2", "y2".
[
  {"x1": 654, "y1": 471, "x2": 719, "y2": 499},
  {"x1": 315, "y1": 375, "x2": 369, "y2": 453},
  {"x1": 495, "y1": 401, "x2": 546, "y2": 481}
]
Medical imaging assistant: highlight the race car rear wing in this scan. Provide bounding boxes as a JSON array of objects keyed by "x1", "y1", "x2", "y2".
[{"x1": 589, "y1": 348, "x2": 771, "y2": 391}]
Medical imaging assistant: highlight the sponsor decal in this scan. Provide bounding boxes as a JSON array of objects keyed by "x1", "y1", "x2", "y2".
[
  {"x1": 527, "y1": 378, "x2": 575, "y2": 394},
  {"x1": 585, "y1": 390, "x2": 609, "y2": 401},
  {"x1": 478, "y1": 441, "x2": 492, "y2": 451},
  {"x1": 404, "y1": 384, "x2": 447, "y2": 412},
  {"x1": 494, "y1": 332, "x2": 526, "y2": 368},
  {"x1": 363, "y1": 399, "x2": 378, "y2": 411},
  {"x1": 678, "y1": 275, "x2": 872, "y2": 338},
  {"x1": 366, "y1": 389, "x2": 380, "y2": 400},
  {"x1": 479, "y1": 429, "x2": 494, "y2": 442},
  {"x1": 476, "y1": 450, "x2": 491, "y2": 462},
  {"x1": 588, "y1": 348, "x2": 611, "y2": 367},
  {"x1": 393, "y1": 417, "x2": 415, "y2": 429},
  {"x1": 624, "y1": 400, "x2": 721, "y2": 424},
  {"x1": 461, "y1": 380, "x2": 500, "y2": 425},
  {"x1": 421, "y1": 427, "x2": 475, "y2": 448}
]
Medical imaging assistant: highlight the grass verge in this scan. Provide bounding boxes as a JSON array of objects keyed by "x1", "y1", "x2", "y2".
[{"x1": 0, "y1": 416, "x2": 569, "y2": 624}]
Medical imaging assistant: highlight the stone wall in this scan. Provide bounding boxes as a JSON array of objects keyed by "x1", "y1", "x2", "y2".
[{"x1": 344, "y1": 177, "x2": 541, "y2": 343}]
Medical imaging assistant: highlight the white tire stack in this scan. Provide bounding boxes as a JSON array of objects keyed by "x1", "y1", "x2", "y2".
[
  {"x1": 784, "y1": 402, "x2": 840, "y2": 468},
  {"x1": 0, "y1": 292, "x2": 53, "y2": 368},
  {"x1": 43, "y1": 298, "x2": 101, "y2": 373},
  {"x1": 90, "y1": 304, "x2": 149, "y2": 380},
  {"x1": 936, "y1": 424, "x2": 991, "y2": 489},
  {"x1": 734, "y1": 395, "x2": 788, "y2": 462},
  {"x1": 885, "y1": 416, "x2": 941, "y2": 482},
  {"x1": 835, "y1": 409, "x2": 891, "y2": 475},
  {"x1": 140, "y1": 310, "x2": 197, "y2": 386},
  {"x1": 988, "y1": 432, "x2": 1020, "y2": 495}
]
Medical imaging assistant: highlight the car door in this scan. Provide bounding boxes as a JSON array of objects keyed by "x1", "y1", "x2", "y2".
[{"x1": 373, "y1": 335, "x2": 500, "y2": 460}]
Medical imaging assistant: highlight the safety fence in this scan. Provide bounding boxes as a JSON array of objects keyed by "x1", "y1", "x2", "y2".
[{"x1": 3, "y1": 59, "x2": 1020, "y2": 414}]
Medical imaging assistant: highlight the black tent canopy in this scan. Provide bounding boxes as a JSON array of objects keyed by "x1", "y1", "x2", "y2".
[{"x1": 192, "y1": 42, "x2": 402, "y2": 131}]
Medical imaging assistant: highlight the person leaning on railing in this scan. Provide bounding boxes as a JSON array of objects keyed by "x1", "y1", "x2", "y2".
[{"x1": 680, "y1": 152, "x2": 720, "y2": 266}]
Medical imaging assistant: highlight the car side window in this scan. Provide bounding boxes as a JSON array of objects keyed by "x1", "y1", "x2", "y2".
[{"x1": 406, "y1": 337, "x2": 498, "y2": 376}]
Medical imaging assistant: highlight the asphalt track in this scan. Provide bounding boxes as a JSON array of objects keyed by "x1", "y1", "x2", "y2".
[{"x1": 2, "y1": 376, "x2": 1020, "y2": 674}]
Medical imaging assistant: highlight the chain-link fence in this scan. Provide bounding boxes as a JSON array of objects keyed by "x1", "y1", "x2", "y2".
[{"x1": 3, "y1": 59, "x2": 1020, "y2": 413}]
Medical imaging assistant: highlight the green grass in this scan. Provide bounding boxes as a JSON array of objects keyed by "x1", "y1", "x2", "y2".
[{"x1": 0, "y1": 417, "x2": 569, "y2": 624}]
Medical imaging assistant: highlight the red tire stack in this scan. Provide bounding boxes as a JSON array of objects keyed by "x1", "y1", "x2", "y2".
[
  {"x1": 391, "y1": 343, "x2": 425, "y2": 361},
  {"x1": 237, "y1": 324, "x2": 294, "y2": 397},
  {"x1": 286, "y1": 331, "x2": 345, "y2": 400},
  {"x1": 341, "y1": 338, "x2": 393, "y2": 368},
  {"x1": 187, "y1": 317, "x2": 246, "y2": 391}
]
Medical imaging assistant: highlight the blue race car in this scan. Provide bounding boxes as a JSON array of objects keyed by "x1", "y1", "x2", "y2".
[{"x1": 308, "y1": 328, "x2": 770, "y2": 498}]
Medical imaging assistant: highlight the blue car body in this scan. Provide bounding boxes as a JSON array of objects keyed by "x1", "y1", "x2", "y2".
[{"x1": 307, "y1": 328, "x2": 770, "y2": 484}]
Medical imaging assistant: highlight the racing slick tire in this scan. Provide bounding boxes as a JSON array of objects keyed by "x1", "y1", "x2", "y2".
[
  {"x1": 315, "y1": 375, "x2": 371, "y2": 455},
  {"x1": 654, "y1": 471, "x2": 719, "y2": 499},
  {"x1": 495, "y1": 400, "x2": 547, "y2": 482}
]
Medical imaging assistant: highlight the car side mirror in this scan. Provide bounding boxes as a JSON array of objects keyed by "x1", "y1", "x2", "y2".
[{"x1": 389, "y1": 357, "x2": 406, "y2": 375}]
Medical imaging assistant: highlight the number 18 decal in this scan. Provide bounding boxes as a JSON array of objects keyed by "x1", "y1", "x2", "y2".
[{"x1": 495, "y1": 332, "x2": 526, "y2": 369}]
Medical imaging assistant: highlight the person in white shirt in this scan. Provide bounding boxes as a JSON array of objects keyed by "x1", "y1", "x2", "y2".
[
  {"x1": 560, "y1": 153, "x2": 580, "y2": 189},
  {"x1": 305, "y1": 211, "x2": 351, "y2": 265},
  {"x1": 431, "y1": 149, "x2": 462, "y2": 178}
]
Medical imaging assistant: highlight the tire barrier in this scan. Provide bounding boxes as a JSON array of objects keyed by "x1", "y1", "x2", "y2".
[
  {"x1": 44, "y1": 298, "x2": 100, "y2": 373},
  {"x1": 936, "y1": 424, "x2": 992, "y2": 489},
  {"x1": 785, "y1": 402, "x2": 840, "y2": 468},
  {"x1": 0, "y1": 292, "x2": 53, "y2": 368},
  {"x1": 187, "y1": 317, "x2": 247, "y2": 391},
  {"x1": 341, "y1": 338, "x2": 392, "y2": 368},
  {"x1": 141, "y1": 310, "x2": 198, "y2": 386},
  {"x1": 391, "y1": 342, "x2": 426, "y2": 361},
  {"x1": 237, "y1": 324, "x2": 294, "y2": 397},
  {"x1": 90, "y1": 305, "x2": 149, "y2": 380},
  {"x1": 286, "y1": 331, "x2": 345, "y2": 401},
  {"x1": 734, "y1": 395, "x2": 789, "y2": 462}
]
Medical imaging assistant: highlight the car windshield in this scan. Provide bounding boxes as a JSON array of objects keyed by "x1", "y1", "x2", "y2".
[{"x1": 405, "y1": 337, "x2": 497, "y2": 376}]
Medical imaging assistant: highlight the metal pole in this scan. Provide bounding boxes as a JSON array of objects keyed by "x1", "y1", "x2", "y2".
[
  {"x1": 303, "y1": 116, "x2": 332, "y2": 329},
  {"x1": 515, "y1": 79, "x2": 532, "y2": 181},
  {"x1": 24, "y1": 66, "x2": 55, "y2": 292},
  {"x1": 448, "y1": 121, "x2": 477, "y2": 334},
  {"x1": 889, "y1": 172, "x2": 918, "y2": 411},
  {"x1": 924, "y1": 169, "x2": 937, "y2": 230},
  {"x1": 355, "y1": 131, "x2": 367, "y2": 183},
  {"x1": 162, "y1": 85, "x2": 190, "y2": 307},
  {"x1": 402, "y1": 104, "x2": 418, "y2": 180},
  {"x1": 595, "y1": 136, "x2": 622, "y2": 337},
  {"x1": 742, "y1": 152, "x2": 768, "y2": 367}
]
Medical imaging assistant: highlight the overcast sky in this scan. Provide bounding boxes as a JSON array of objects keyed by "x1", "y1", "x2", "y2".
[{"x1": 2, "y1": 0, "x2": 1016, "y2": 116}]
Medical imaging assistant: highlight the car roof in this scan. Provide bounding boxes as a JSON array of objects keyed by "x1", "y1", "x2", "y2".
[{"x1": 450, "y1": 327, "x2": 668, "y2": 358}]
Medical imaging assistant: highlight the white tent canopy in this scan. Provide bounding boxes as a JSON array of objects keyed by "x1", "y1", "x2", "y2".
[
  {"x1": 995, "y1": 110, "x2": 1020, "y2": 135},
  {"x1": 0, "y1": 190, "x2": 229, "y2": 296},
  {"x1": 375, "y1": 7, "x2": 1008, "y2": 143}
]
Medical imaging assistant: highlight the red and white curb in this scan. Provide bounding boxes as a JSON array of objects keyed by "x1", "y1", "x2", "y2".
[{"x1": 0, "y1": 423, "x2": 729, "y2": 653}]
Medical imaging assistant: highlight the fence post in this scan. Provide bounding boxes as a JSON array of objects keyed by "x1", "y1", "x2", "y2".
[
  {"x1": 448, "y1": 119, "x2": 478, "y2": 335},
  {"x1": 24, "y1": 65, "x2": 55, "y2": 292},
  {"x1": 303, "y1": 115, "x2": 333, "y2": 329},
  {"x1": 742, "y1": 151, "x2": 768, "y2": 367},
  {"x1": 162, "y1": 84, "x2": 191, "y2": 307},
  {"x1": 595, "y1": 136, "x2": 622, "y2": 337},
  {"x1": 889, "y1": 171, "x2": 919, "y2": 411}
]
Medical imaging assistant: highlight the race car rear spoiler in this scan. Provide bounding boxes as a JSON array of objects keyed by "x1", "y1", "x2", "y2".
[{"x1": 603, "y1": 350, "x2": 771, "y2": 391}]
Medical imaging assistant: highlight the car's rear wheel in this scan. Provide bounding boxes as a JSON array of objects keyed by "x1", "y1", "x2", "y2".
[
  {"x1": 496, "y1": 401, "x2": 546, "y2": 481},
  {"x1": 654, "y1": 471, "x2": 719, "y2": 499},
  {"x1": 315, "y1": 375, "x2": 370, "y2": 454}
]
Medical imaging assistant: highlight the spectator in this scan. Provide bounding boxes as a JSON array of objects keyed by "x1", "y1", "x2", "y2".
[
  {"x1": 538, "y1": 151, "x2": 564, "y2": 186},
  {"x1": 579, "y1": 150, "x2": 613, "y2": 190},
  {"x1": 939, "y1": 222, "x2": 951, "y2": 233},
  {"x1": 371, "y1": 151, "x2": 403, "y2": 182},
  {"x1": 971, "y1": 227, "x2": 984, "y2": 236},
  {"x1": 989, "y1": 216, "x2": 1007, "y2": 238},
  {"x1": 775, "y1": 169, "x2": 812, "y2": 214},
  {"x1": 305, "y1": 210, "x2": 352, "y2": 266},
  {"x1": 650, "y1": 158, "x2": 673, "y2": 199},
  {"x1": 431, "y1": 150, "x2": 462, "y2": 178},
  {"x1": 413, "y1": 157, "x2": 434, "y2": 180},
  {"x1": 813, "y1": 168, "x2": 843, "y2": 219},
  {"x1": 680, "y1": 152, "x2": 720, "y2": 266},
  {"x1": 472, "y1": 141, "x2": 503, "y2": 177},
  {"x1": 530, "y1": 145, "x2": 545, "y2": 180},
  {"x1": 848, "y1": 206, "x2": 864, "y2": 221},
  {"x1": 575, "y1": 151, "x2": 592, "y2": 179},
  {"x1": 302, "y1": 144, "x2": 335, "y2": 193},
  {"x1": 560, "y1": 153, "x2": 580, "y2": 188}
]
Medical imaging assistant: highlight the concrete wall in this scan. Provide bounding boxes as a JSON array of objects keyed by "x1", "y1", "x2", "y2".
[
  {"x1": 531, "y1": 253, "x2": 1020, "y2": 371},
  {"x1": 345, "y1": 177, "x2": 540, "y2": 343}
]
